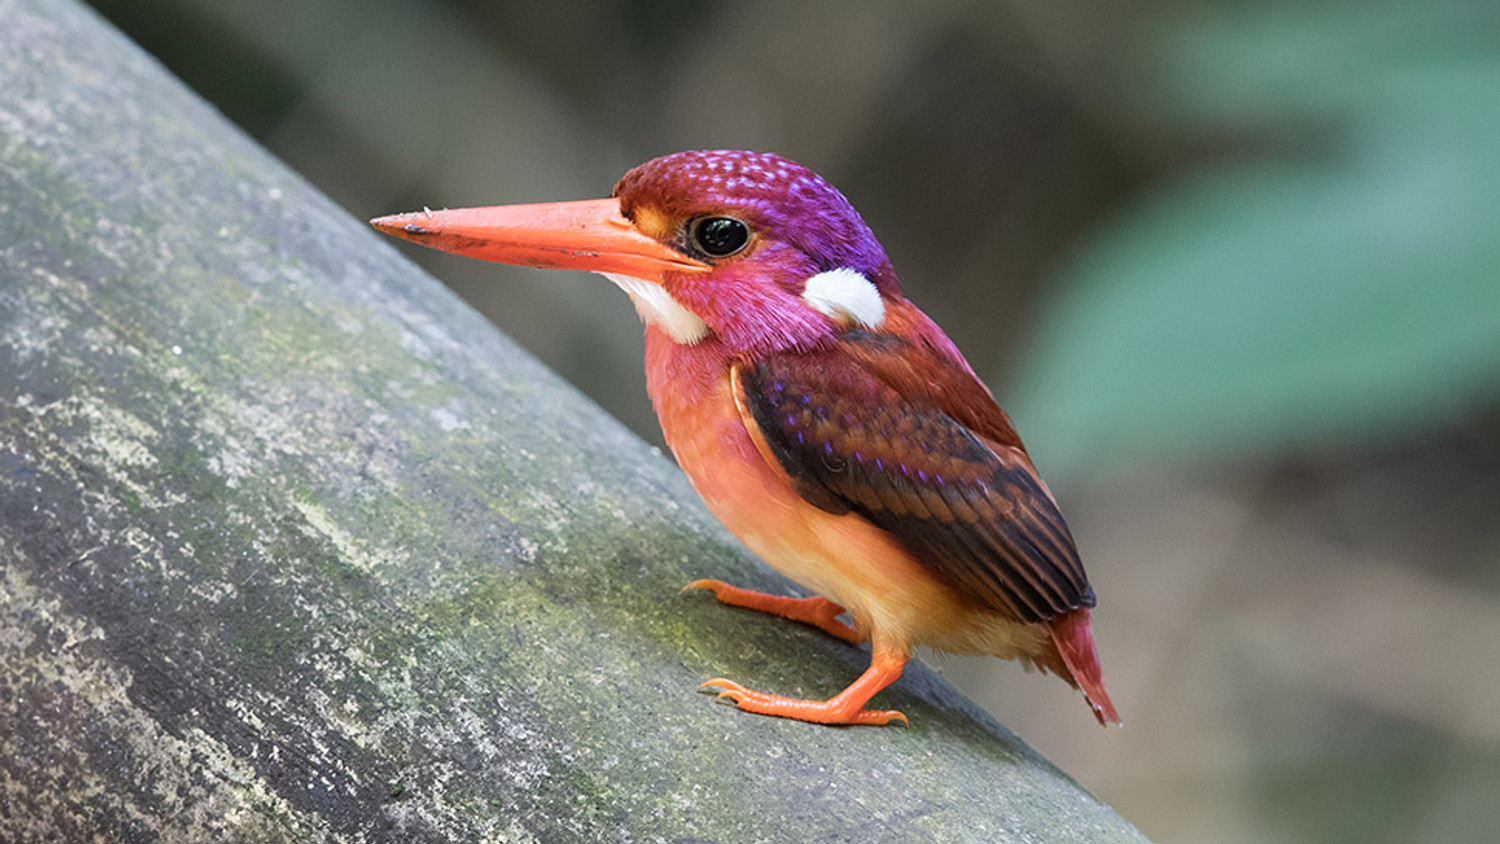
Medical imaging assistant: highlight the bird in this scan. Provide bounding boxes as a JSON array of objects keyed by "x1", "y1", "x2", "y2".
[{"x1": 371, "y1": 149, "x2": 1119, "y2": 728}]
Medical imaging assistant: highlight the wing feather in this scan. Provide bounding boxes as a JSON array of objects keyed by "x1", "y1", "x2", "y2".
[{"x1": 732, "y1": 332, "x2": 1093, "y2": 624}]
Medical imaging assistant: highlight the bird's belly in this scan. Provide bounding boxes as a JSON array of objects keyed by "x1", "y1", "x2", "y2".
[{"x1": 655, "y1": 366, "x2": 1046, "y2": 659}]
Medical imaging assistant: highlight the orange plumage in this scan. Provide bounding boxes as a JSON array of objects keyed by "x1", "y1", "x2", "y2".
[{"x1": 373, "y1": 150, "x2": 1119, "y2": 727}]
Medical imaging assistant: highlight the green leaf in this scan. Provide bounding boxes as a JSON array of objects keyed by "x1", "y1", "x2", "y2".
[{"x1": 1008, "y1": 4, "x2": 1500, "y2": 478}]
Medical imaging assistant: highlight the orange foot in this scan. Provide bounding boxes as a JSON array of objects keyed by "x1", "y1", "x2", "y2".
[
  {"x1": 701, "y1": 678, "x2": 908, "y2": 726},
  {"x1": 681, "y1": 579, "x2": 864, "y2": 645}
]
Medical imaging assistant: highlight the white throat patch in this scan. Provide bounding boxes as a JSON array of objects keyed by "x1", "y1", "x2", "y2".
[
  {"x1": 801, "y1": 268, "x2": 886, "y2": 329},
  {"x1": 600, "y1": 272, "x2": 709, "y2": 345}
]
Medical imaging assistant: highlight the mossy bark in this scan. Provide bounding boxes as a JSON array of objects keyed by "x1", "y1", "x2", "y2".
[{"x1": 0, "y1": 1, "x2": 1150, "y2": 841}]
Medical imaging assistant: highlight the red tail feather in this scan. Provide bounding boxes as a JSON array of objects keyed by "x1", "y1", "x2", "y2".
[{"x1": 1050, "y1": 608, "x2": 1121, "y2": 726}]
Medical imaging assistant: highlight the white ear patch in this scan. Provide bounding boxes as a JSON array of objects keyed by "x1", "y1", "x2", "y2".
[
  {"x1": 801, "y1": 268, "x2": 886, "y2": 329},
  {"x1": 600, "y1": 273, "x2": 709, "y2": 345}
]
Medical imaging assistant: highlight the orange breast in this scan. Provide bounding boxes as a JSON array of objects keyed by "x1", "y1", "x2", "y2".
[{"x1": 641, "y1": 328, "x2": 1050, "y2": 661}]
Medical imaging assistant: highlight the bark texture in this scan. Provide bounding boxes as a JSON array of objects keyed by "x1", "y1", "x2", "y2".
[{"x1": 0, "y1": 1, "x2": 1149, "y2": 841}]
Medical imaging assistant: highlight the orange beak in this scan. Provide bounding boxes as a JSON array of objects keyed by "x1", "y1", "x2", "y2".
[{"x1": 370, "y1": 198, "x2": 710, "y2": 281}]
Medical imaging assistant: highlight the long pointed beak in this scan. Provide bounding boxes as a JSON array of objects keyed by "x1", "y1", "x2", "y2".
[{"x1": 370, "y1": 197, "x2": 710, "y2": 281}]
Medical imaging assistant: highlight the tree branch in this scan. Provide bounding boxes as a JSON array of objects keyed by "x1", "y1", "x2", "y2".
[{"x1": 0, "y1": 1, "x2": 1148, "y2": 841}]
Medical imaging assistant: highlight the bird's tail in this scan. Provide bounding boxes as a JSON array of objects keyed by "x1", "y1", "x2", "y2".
[{"x1": 1049, "y1": 608, "x2": 1121, "y2": 727}]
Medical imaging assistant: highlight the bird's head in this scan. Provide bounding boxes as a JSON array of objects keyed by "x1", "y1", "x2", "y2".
[{"x1": 372, "y1": 150, "x2": 901, "y2": 355}]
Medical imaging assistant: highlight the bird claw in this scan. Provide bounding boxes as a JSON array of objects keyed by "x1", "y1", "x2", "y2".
[
  {"x1": 681, "y1": 578, "x2": 727, "y2": 596},
  {"x1": 696, "y1": 677, "x2": 907, "y2": 726},
  {"x1": 701, "y1": 678, "x2": 751, "y2": 708},
  {"x1": 680, "y1": 580, "x2": 865, "y2": 645},
  {"x1": 701, "y1": 678, "x2": 752, "y2": 710}
]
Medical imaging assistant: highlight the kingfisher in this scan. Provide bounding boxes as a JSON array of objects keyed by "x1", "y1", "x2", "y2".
[{"x1": 371, "y1": 150, "x2": 1119, "y2": 727}]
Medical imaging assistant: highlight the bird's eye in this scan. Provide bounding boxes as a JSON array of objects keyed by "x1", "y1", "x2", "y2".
[{"x1": 691, "y1": 216, "x2": 750, "y2": 258}]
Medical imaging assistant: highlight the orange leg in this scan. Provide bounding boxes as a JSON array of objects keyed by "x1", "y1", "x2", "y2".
[
  {"x1": 682, "y1": 579, "x2": 864, "y2": 644},
  {"x1": 701, "y1": 643, "x2": 909, "y2": 726}
]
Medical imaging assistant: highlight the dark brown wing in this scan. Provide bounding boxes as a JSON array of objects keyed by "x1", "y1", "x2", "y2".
[{"x1": 732, "y1": 335, "x2": 1092, "y2": 623}]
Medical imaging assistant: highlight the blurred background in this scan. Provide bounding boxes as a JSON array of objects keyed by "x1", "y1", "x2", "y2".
[{"x1": 85, "y1": 1, "x2": 1500, "y2": 841}]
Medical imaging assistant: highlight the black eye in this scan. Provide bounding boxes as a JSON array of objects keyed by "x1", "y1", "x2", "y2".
[{"x1": 691, "y1": 216, "x2": 750, "y2": 257}]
